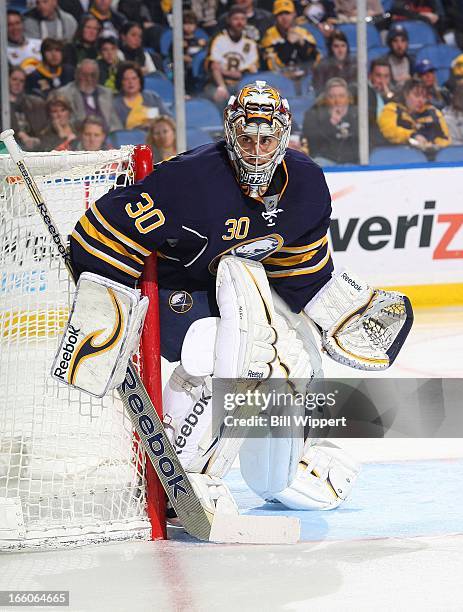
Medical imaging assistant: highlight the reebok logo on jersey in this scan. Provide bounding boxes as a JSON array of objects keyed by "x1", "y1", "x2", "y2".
[
  {"x1": 175, "y1": 388, "x2": 212, "y2": 453},
  {"x1": 52, "y1": 325, "x2": 80, "y2": 381}
]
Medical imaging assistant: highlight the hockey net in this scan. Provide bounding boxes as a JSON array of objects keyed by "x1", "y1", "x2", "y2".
[{"x1": 0, "y1": 146, "x2": 163, "y2": 550}]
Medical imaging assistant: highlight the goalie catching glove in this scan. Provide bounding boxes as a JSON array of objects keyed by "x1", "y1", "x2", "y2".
[
  {"x1": 304, "y1": 269, "x2": 413, "y2": 370},
  {"x1": 51, "y1": 272, "x2": 148, "y2": 397}
]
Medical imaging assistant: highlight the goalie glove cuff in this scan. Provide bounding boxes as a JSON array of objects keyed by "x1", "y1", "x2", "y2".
[{"x1": 304, "y1": 269, "x2": 373, "y2": 333}]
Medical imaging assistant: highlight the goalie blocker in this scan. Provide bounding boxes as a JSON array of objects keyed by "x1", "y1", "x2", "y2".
[{"x1": 52, "y1": 272, "x2": 149, "y2": 397}]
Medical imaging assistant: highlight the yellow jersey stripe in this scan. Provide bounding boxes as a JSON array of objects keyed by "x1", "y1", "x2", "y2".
[
  {"x1": 278, "y1": 235, "x2": 328, "y2": 254},
  {"x1": 265, "y1": 249, "x2": 330, "y2": 278},
  {"x1": 280, "y1": 160, "x2": 289, "y2": 201},
  {"x1": 72, "y1": 229, "x2": 141, "y2": 279},
  {"x1": 91, "y1": 202, "x2": 151, "y2": 256},
  {"x1": 264, "y1": 243, "x2": 325, "y2": 267},
  {"x1": 79, "y1": 216, "x2": 144, "y2": 265}
]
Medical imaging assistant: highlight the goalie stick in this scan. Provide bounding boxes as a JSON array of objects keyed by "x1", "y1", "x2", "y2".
[{"x1": 0, "y1": 129, "x2": 300, "y2": 545}]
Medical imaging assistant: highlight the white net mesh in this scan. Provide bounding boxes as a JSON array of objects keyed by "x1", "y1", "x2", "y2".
[{"x1": 0, "y1": 148, "x2": 152, "y2": 550}]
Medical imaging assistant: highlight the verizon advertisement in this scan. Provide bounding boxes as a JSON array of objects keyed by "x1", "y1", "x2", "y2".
[{"x1": 325, "y1": 166, "x2": 463, "y2": 287}]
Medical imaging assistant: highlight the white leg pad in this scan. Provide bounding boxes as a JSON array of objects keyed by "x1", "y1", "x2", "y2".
[{"x1": 240, "y1": 421, "x2": 305, "y2": 499}]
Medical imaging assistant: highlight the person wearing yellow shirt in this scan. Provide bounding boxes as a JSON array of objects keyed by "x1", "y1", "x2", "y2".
[
  {"x1": 113, "y1": 62, "x2": 170, "y2": 130},
  {"x1": 261, "y1": 0, "x2": 320, "y2": 81},
  {"x1": 378, "y1": 77, "x2": 450, "y2": 157}
]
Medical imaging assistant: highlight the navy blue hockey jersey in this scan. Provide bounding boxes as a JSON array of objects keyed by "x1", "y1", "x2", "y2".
[{"x1": 70, "y1": 141, "x2": 333, "y2": 313}]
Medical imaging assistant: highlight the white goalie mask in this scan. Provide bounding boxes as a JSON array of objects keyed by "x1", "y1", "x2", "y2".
[{"x1": 224, "y1": 81, "x2": 291, "y2": 198}]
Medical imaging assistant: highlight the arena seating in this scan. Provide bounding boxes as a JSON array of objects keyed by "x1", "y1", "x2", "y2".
[
  {"x1": 336, "y1": 23, "x2": 382, "y2": 52},
  {"x1": 398, "y1": 20, "x2": 439, "y2": 50},
  {"x1": 109, "y1": 129, "x2": 147, "y2": 147},
  {"x1": 369, "y1": 145, "x2": 428, "y2": 164},
  {"x1": 435, "y1": 146, "x2": 463, "y2": 162},
  {"x1": 144, "y1": 73, "x2": 175, "y2": 106}
]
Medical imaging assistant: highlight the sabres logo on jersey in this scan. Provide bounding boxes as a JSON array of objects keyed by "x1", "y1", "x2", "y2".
[
  {"x1": 208, "y1": 234, "x2": 283, "y2": 274},
  {"x1": 169, "y1": 290, "x2": 194, "y2": 314}
]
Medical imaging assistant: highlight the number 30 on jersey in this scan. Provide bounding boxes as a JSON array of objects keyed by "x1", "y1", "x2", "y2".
[
  {"x1": 222, "y1": 217, "x2": 250, "y2": 241},
  {"x1": 125, "y1": 192, "x2": 165, "y2": 234}
]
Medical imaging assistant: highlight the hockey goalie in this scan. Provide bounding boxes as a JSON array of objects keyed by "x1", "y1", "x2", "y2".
[{"x1": 53, "y1": 81, "x2": 413, "y2": 527}]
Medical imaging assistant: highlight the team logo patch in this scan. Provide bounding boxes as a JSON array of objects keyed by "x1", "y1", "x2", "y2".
[
  {"x1": 169, "y1": 291, "x2": 193, "y2": 314},
  {"x1": 208, "y1": 234, "x2": 283, "y2": 274}
]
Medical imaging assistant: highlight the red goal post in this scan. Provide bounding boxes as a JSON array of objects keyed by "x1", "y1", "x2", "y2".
[{"x1": 135, "y1": 146, "x2": 166, "y2": 540}]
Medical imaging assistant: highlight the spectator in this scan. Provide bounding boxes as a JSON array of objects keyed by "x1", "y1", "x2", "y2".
[
  {"x1": 26, "y1": 38, "x2": 75, "y2": 99},
  {"x1": 189, "y1": 0, "x2": 220, "y2": 35},
  {"x1": 72, "y1": 116, "x2": 110, "y2": 150},
  {"x1": 89, "y1": 0, "x2": 126, "y2": 39},
  {"x1": 205, "y1": 6, "x2": 259, "y2": 106},
  {"x1": 261, "y1": 0, "x2": 320, "y2": 83},
  {"x1": 146, "y1": 115, "x2": 177, "y2": 162},
  {"x1": 9, "y1": 67, "x2": 47, "y2": 151},
  {"x1": 97, "y1": 36, "x2": 121, "y2": 91},
  {"x1": 301, "y1": 76, "x2": 359, "y2": 164},
  {"x1": 378, "y1": 77, "x2": 450, "y2": 155},
  {"x1": 119, "y1": 22, "x2": 157, "y2": 74},
  {"x1": 312, "y1": 29, "x2": 356, "y2": 94},
  {"x1": 385, "y1": 24, "x2": 415, "y2": 86},
  {"x1": 117, "y1": 0, "x2": 153, "y2": 27},
  {"x1": 39, "y1": 94, "x2": 77, "y2": 151},
  {"x1": 117, "y1": 3, "x2": 165, "y2": 60},
  {"x1": 57, "y1": 59, "x2": 122, "y2": 132},
  {"x1": 24, "y1": 0, "x2": 77, "y2": 42},
  {"x1": 7, "y1": 10, "x2": 41, "y2": 75},
  {"x1": 442, "y1": 82, "x2": 463, "y2": 145},
  {"x1": 334, "y1": 0, "x2": 384, "y2": 22},
  {"x1": 414, "y1": 58, "x2": 450, "y2": 109},
  {"x1": 446, "y1": 53, "x2": 463, "y2": 93},
  {"x1": 368, "y1": 58, "x2": 394, "y2": 146},
  {"x1": 65, "y1": 14, "x2": 102, "y2": 66},
  {"x1": 113, "y1": 61, "x2": 170, "y2": 129},
  {"x1": 218, "y1": 0, "x2": 274, "y2": 42},
  {"x1": 390, "y1": 0, "x2": 442, "y2": 36},
  {"x1": 165, "y1": 10, "x2": 209, "y2": 94}
]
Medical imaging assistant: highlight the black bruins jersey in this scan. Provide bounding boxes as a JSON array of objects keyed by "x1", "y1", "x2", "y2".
[{"x1": 70, "y1": 141, "x2": 333, "y2": 313}]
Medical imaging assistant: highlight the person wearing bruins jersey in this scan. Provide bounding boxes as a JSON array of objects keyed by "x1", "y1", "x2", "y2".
[
  {"x1": 205, "y1": 6, "x2": 259, "y2": 105},
  {"x1": 7, "y1": 10, "x2": 41, "y2": 75},
  {"x1": 67, "y1": 81, "x2": 412, "y2": 523},
  {"x1": 260, "y1": 0, "x2": 320, "y2": 81}
]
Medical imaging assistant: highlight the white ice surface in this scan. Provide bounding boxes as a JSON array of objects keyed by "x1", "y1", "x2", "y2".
[{"x1": 1, "y1": 307, "x2": 462, "y2": 612}]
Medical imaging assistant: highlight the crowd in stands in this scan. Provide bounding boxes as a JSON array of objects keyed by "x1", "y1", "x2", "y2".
[{"x1": 6, "y1": 0, "x2": 463, "y2": 164}]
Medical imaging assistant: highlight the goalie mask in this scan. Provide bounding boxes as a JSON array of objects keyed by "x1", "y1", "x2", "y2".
[{"x1": 224, "y1": 81, "x2": 291, "y2": 199}]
